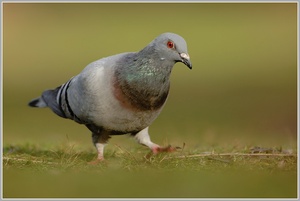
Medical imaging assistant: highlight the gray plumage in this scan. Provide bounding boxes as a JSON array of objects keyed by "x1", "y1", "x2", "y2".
[{"x1": 28, "y1": 32, "x2": 192, "y2": 162}]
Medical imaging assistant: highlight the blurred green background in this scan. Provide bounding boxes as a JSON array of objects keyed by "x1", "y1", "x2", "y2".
[{"x1": 3, "y1": 2, "x2": 297, "y2": 198}]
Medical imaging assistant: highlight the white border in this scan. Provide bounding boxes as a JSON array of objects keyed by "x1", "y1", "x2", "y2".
[{"x1": 0, "y1": 1, "x2": 298, "y2": 201}]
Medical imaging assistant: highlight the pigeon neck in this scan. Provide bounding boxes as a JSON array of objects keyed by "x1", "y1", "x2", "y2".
[{"x1": 113, "y1": 52, "x2": 172, "y2": 111}]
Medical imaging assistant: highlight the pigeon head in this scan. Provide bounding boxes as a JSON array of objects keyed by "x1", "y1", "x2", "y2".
[{"x1": 151, "y1": 32, "x2": 192, "y2": 69}]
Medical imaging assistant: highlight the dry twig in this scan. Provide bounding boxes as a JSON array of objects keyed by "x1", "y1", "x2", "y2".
[
  {"x1": 164, "y1": 152, "x2": 297, "y2": 160},
  {"x1": 3, "y1": 156, "x2": 58, "y2": 165}
]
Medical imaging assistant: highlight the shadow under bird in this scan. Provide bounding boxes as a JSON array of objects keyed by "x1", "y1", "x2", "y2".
[{"x1": 28, "y1": 32, "x2": 192, "y2": 163}]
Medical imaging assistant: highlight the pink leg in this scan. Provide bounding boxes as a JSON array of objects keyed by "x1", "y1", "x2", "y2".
[{"x1": 88, "y1": 143, "x2": 106, "y2": 165}]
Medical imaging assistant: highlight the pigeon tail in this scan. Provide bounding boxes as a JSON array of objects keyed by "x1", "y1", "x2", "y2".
[
  {"x1": 28, "y1": 97, "x2": 47, "y2": 108},
  {"x1": 28, "y1": 86, "x2": 67, "y2": 119}
]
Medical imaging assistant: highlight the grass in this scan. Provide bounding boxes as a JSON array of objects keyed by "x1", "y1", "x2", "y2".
[
  {"x1": 3, "y1": 142, "x2": 298, "y2": 198},
  {"x1": 3, "y1": 140, "x2": 297, "y2": 171}
]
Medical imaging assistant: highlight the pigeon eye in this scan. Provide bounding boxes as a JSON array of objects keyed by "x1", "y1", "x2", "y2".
[{"x1": 167, "y1": 41, "x2": 175, "y2": 49}]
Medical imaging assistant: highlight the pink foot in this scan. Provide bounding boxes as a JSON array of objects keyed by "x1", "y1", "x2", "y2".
[
  {"x1": 152, "y1": 145, "x2": 177, "y2": 154},
  {"x1": 88, "y1": 157, "x2": 105, "y2": 165},
  {"x1": 145, "y1": 145, "x2": 177, "y2": 159}
]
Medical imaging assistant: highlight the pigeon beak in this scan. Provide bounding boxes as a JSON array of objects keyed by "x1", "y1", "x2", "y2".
[{"x1": 180, "y1": 53, "x2": 192, "y2": 69}]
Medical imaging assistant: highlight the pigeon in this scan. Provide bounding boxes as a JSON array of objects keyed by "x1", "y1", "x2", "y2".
[{"x1": 28, "y1": 32, "x2": 192, "y2": 163}]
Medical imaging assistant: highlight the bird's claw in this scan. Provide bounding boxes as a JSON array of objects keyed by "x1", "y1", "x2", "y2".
[
  {"x1": 152, "y1": 145, "x2": 179, "y2": 154},
  {"x1": 144, "y1": 145, "x2": 178, "y2": 159},
  {"x1": 88, "y1": 157, "x2": 105, "y2": 165}
]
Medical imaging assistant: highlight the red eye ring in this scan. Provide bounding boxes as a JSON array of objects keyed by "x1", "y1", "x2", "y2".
[{"x1": 167, "y1": 41, "x2": 174, "y2": 49}]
